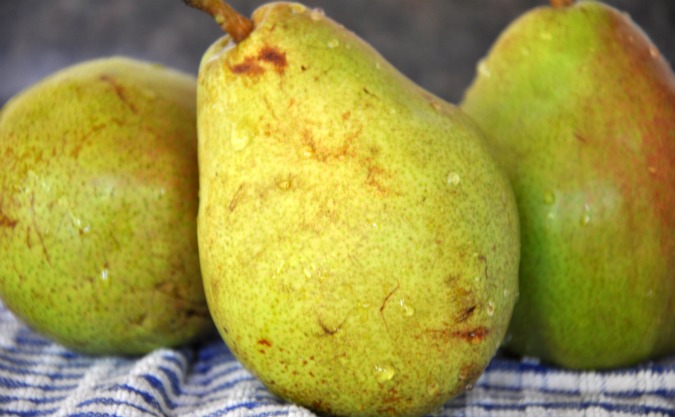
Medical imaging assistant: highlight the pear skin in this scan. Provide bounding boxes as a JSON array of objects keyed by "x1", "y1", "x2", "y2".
[
  {"x1": 0, "y1": 57, "x2": 213, "y2": 355},
  {"x1": 461, "y1": 1, "x2": 675, "y2": 369},
  {"x1": 193, "y1": 2, "x2": 520, "y2": 416}
]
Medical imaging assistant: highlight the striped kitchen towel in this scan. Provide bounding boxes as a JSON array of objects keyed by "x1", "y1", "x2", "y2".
[{"x1": 1, "y1": 301, "x2": 673, "y2": 417}]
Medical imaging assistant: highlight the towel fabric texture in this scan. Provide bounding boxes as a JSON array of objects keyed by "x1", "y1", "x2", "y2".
[{"x1": 1, "y1": 301, "x2": 673, "y2": 417}]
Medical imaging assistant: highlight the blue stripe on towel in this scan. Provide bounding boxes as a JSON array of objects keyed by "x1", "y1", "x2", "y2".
[
  {"x1": 0, "y1": 408, "x2": 59, "y2": 417},
  {"x1": 76, "y1": 397, "x2": 162, "y2": 417},
  {"x1": 108, "y1": 383, "x2": 167, "y2": 414}
]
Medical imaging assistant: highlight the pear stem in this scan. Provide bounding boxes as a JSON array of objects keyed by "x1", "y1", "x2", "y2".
[
  {"x1": 551, "y1": 0, "x2": 575, "y2": 8},
  {"x1": 184, "y1": 0, "x2": 253, "y2": 43}
]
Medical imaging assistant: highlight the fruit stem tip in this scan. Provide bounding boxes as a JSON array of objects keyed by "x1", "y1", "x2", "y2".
[
  {"x1": 551, "y1": 0, "x2": 575, "y2": 8},
  {"x1": 184, "y1": 0, "x2": 253, "y2": 43}
]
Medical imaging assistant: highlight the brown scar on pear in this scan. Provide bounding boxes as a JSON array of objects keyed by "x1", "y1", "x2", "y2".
[
  {"x1": 477, "y1": 254, "x2": 489, "y2": 281},
  {"x1": 425, "y1": 326, "x2": 490, "y2": 344},
  {"x1": 257, "y1": 338, "x2": 272, "y2": 347},
  {"x1": 318, "y1": 318, "x2": 341, "y2": 336},
  {"x1": 258, "y1": 46, "x2": 287, "y2": 73},
  {"x1": 455, "y1": 305, "x2": 477, "y2": 323},
  {"x1": 228, "y1": 183, "x2": 246, "y2": 212},
  {"x1": 0, "y1": 209, "x2": 18, "y2": 229},
  {"x1": 230, "y1": 45, "x2": 288, "y2": 76},
  {"x1": 230, "y1": 57, "x2": 265, "y2": 76},
  {"x1": 99, "y1": 75, "x2": 139, "y2": 114},
  {"x1": 317, "y1": 309, "x2": 353, "y2": 337}
]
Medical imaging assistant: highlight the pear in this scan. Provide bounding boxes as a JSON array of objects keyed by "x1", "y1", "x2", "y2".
[
  {"x1": 187, "y1": 1, "x2": 520, "y2": 415},
  {"x1": 461, "y1": 0, "x2": 675, "y2": 369},
  {"x1": 0, "y1": 57, "x2": 213, "y2": 355}
]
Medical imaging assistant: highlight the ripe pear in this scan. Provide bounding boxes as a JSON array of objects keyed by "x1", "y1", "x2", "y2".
[
  {"x1": 0, "y1": 57, "x2": 213, "y2": 355},
  {"x1": 461, "y1": 0, "x2": 675, "y2": 369},
  {"x1": 188, "y1": 1, "x2": 520, "y2": 415}
]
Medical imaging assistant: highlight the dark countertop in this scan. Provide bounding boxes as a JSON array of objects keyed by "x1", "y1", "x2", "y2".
[{"x1": 1, "y1": 1, "x2": 674, "y2": 105}]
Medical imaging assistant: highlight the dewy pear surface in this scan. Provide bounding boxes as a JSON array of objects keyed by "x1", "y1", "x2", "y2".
[
  {"x1": 462, "y1": 1, "x2": 675, "y2": 369},
  {"x1": 197, "y1": 3, "x2": 519, "y2": 416},
  {"x1": 0, "y1": 57, "x2": 213, "y2": 355}
]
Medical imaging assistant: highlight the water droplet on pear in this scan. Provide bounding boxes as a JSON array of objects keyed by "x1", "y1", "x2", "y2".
[
  {"x1": 478, "y1": 60, "x2": 492, "y2": 78},
  {"x1": 310, "y1": 8, "x2": 324, "y2": 20},
  {"x1": 399, "y1": 299, "x2": 415, "y2": 317},
  {"x1": 447, "y1": 172, "x2": 461, "y2": 186},
  {"x1": 374, "y1": 364, "x2": 396, "y2": 383},
  {"x1": 276, "y1": 178, "x2": 292, "y2": 190},
  {"x1": 231, "y1": 133, "x2": 250, "y2": 151}
]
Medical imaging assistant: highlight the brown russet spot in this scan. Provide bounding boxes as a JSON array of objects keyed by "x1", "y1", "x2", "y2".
[
  {"x1": 383, "y1": 387, "x2": 401, "y2": 404},
  {"x1": 300, "y1": 124, "x2": 361, "y2": 163},
  {"x1": 445, "y1": 273, "x2": 461, "y2": 286},
  {"x1": 311, "y1": 400, "x2": 332, "y2": 415},
  {"x1": 230, "y1": 45, "x2": 288, "y2": 76},
  {"x1": 366, "y1": 164, "x2": 391, "y2": 195},
  {"x1": 257, "y1": 338, "x2": 272, "y2": 347},
  {"x1": 258, "y1": 46, "x2": 287, "y2": 74},
  {"x1": 0, "y1": 210, "x2": 18, "y2": 229},
  {"x1": 452, "y1": 326, "x2": 489, "y2": 344},
  {"x1": 230, "y1": 57, "x2": 265, "y2": 76},
  {"x1": 377, "y1": 406, "x2": 398, "y2": 415}
]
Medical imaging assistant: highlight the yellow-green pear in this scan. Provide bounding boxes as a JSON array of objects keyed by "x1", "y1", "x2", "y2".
[
  {"x1": 0, "y1": 57, "x2": 213, "y2": 355},
  {"x1": 461, "y1": 0, "x2": 675, "y2": 369},
  {"x1": 188, "y1": 1, "x2": 520, "y2": 415}
]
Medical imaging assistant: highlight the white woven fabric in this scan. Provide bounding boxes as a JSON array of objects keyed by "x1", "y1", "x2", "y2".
[{"x1": 1, "y1": 301, "x2": 673, "y2": 417}]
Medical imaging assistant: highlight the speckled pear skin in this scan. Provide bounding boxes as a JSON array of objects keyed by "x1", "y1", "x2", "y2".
[
  {"x1": 461, "y1": 1, "x2": 675, "y2": 369},
  {"x1": 0, "y1": 57, "x2": 213, "y2": 355},
  {"x1": 197, "y1": 3, "x2": 519, "y2": 416}
]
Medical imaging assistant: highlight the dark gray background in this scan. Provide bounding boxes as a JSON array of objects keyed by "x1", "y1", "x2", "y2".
[{"x1": 1, "y1": 1, "x2": 673, "y2": 105}]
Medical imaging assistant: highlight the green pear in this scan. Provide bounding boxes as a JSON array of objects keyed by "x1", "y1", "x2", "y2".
[
  {"x1": 461, "y1": 0, "x2": 675, "y2": 369},
  {"x1": 188, "y1": 1, "x2": 519, "y2": 415},
  {"x1": 0, "y1": 57, "x2": 213, "y2": 355}
]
